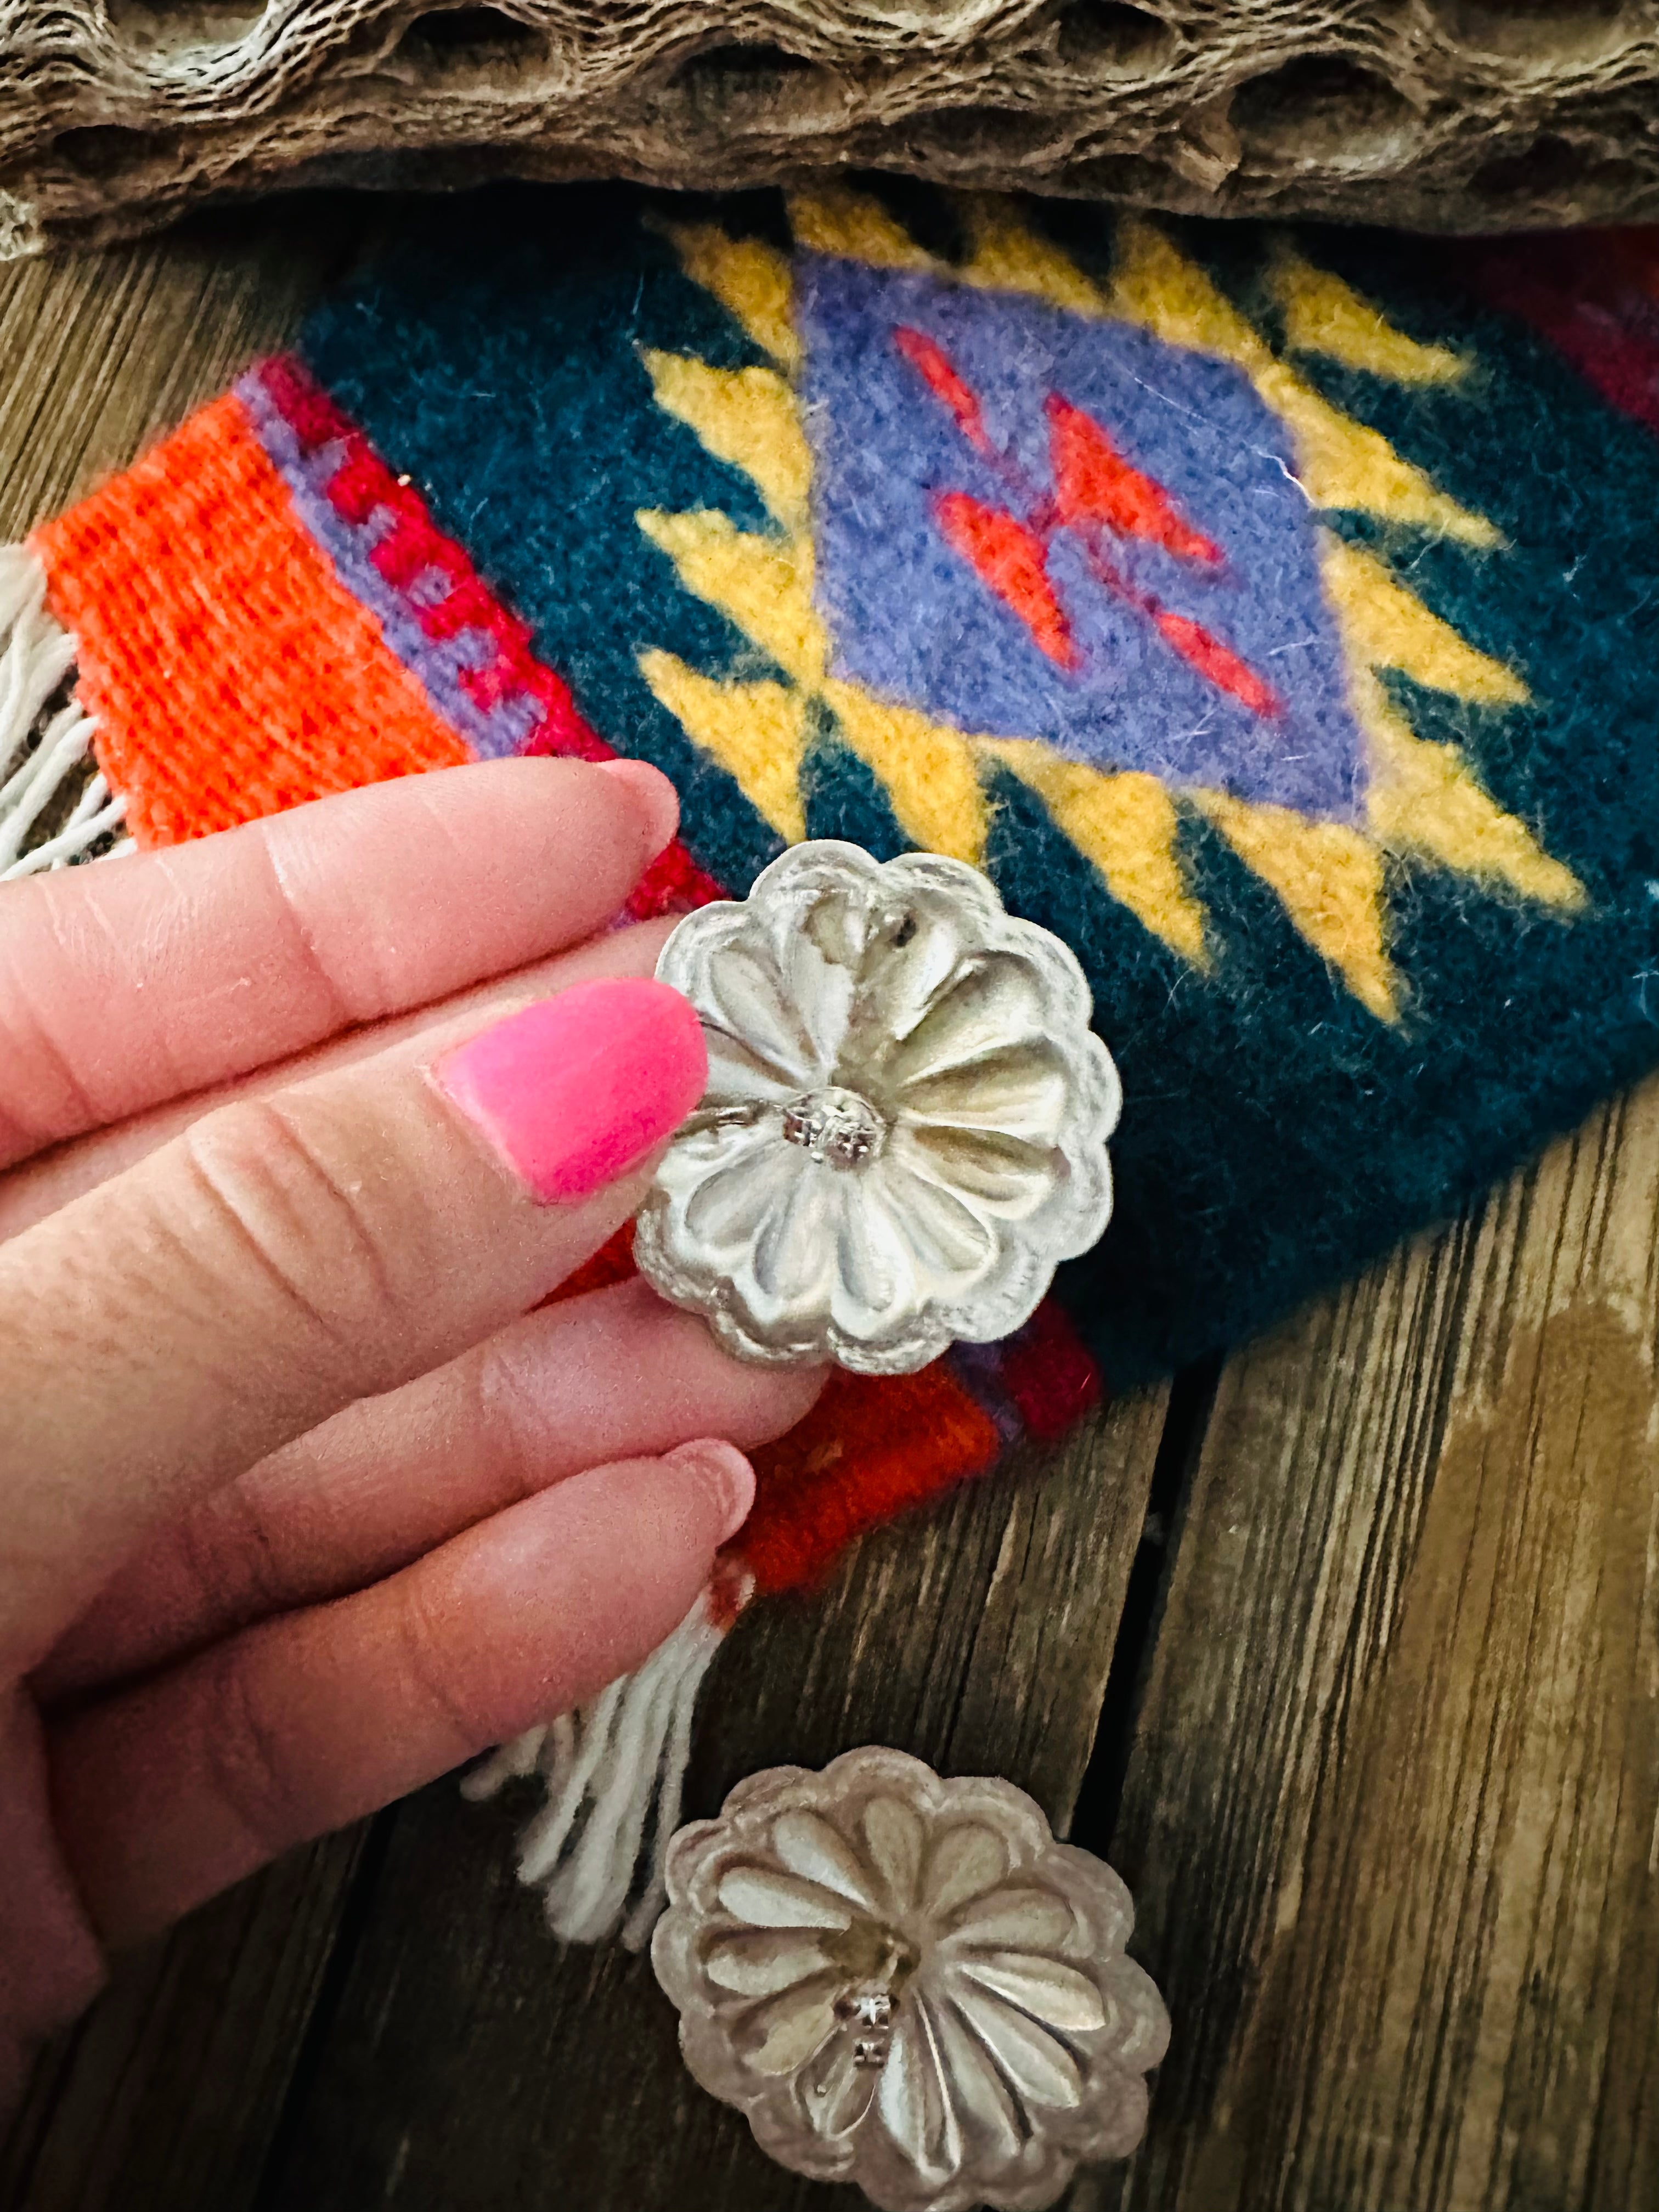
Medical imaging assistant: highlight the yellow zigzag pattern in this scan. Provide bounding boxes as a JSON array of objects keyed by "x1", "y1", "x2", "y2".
[{"x1": 637, "y1": 190, "x2": 1582, "y2": 1022}]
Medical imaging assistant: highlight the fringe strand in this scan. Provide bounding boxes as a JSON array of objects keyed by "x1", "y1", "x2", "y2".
[
  {"x1": 0, "y1": 543, "x2": 128, "y2": 879},
  {"x1": 461, "y1": 1584, "x2": 739, "y2": 1950}
]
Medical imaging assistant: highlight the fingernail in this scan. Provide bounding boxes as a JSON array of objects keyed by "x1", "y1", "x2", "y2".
[
  {"x1": 662, "y1": 1439, "x2": 756, "y2": 1543},
  {"x1": 594, "y1": 758, "x2": 680, "y2": 858},
  {"x1": 435, "y1": 978, "x2": 707, "y2": 1204}
]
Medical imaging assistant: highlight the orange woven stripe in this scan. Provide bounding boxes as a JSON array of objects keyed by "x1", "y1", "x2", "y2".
[
  {"x1": 32, "y1": 392, "x2": 469, "y2": 848},
  {"x1": 738, "y1": 1361, "x2": 1002, "y2": 1597}
]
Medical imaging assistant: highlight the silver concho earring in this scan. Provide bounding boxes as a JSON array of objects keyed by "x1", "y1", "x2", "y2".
[
  {"x1": 634, "y1": 842, "x2": 1121, "y2": 1376},
  {"x1": 652, "y1": 1748, "x2": 1168, "y2": 2211}
]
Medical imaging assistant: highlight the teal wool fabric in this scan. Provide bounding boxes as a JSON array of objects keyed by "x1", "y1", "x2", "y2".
[{"x1": 301, "y1": 184, "x2": 1659, "y2": 1386}]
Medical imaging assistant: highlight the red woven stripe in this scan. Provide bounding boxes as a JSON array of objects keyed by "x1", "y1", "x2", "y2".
[
  {"x1": 736, "y1": 1363, "x2": 1003, "y2": 1596},
  {"x1": 32, "y1": 393, "x2": 471, "y2": 845},
  {"x1": 997, "y1": 1300, "x2": 1101, "y2": 1445},
  {"x1": 1466, "y1": 232, "x2": 1659, "y2": 440},
  {"x1": 253, "y1": 356, "x2": 724, "y2": 922}
]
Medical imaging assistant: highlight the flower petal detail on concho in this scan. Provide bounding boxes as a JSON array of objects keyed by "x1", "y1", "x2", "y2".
[
  {"x1": 634, "y1": 841, "x2": 1122, "y2": 1374},
  {"x1": 651, "y1": 1748, "x2": 1169, "y2": 2212}
]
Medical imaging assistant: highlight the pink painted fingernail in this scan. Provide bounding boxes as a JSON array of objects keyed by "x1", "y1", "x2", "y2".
[
  {"x1": 435, "y1": 978, "x2": 707, "y2": 1204},
  {"x1": 594, "y1": 758, "x2": 680, "y2": 857},
  {"x1": 662, "y1": 1439, "x2": 756, "y2": 1543}
]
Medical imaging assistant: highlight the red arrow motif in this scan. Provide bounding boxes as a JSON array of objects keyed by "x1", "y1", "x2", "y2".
[
  {"x1": 1046, "y1": 393, "x2": 1223, "y2": 567},
  {"x1": 933, "y1": 492, "x2": 1079, "y2": 671},
  {"x1": 894, "y1": 325, "x2": 1283, "y2": 721},
  {"x1": 893, "y1": 325, "x2": 996, "y2": 463}
]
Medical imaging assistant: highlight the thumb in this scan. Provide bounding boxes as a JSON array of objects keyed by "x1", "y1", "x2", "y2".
[{"x1": 0, "y1": 978, "x2": 707, "y2": 1673}]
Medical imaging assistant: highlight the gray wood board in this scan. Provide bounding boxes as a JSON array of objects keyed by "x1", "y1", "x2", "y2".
[{"x1": 1098, "y1": 1082, "x2": 1659, "y2": 2212}]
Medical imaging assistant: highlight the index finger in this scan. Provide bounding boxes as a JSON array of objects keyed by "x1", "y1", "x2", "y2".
[{"x1": 0, "y1": 755, "x2": 678, "y2": 1169}]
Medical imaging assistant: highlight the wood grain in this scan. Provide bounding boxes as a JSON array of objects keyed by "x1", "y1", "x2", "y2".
[
  {"x1": 1097, "y1": 1078, "x2": 1659, "y2": 2212},
  {"x1": 253, "y1": 1398, "x2": 1166, "y2": 2212},
  {"x1": 0, "y1": 206, "x2": 365, "y2": 543},
  {"x1": 0, "y1": 1833, "x2": 372, "y2": 2212}
]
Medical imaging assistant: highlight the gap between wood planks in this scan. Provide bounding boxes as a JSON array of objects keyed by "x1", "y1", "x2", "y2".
[
  {"x1": 1073, "y1": 1355, "x2": 1224, "y2": 1853},
  {"x1": 1091, "y1": 1084, "x2": 1659, "y2": 2212}
]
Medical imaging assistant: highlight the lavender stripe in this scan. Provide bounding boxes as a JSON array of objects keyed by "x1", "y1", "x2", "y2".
[
  {"x1": 948, "y1": 1341, "x2": 1024, "y2": 1444},
  {"x1": 236, "y1": 372, "x2": 542, "y2": 761}
]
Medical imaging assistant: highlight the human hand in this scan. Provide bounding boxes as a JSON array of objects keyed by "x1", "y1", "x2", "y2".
[{"x1": 0, "y1": 757, "x2": 822, "y2": 2101}]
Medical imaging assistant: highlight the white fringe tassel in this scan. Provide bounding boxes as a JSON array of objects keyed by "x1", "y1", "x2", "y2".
[
  {"x1": 0, "y1": 544, "x2": 129, "y2": 879},
  {"x1": 461, "y1": 1588, "x2": 735, "y2": 1950}
]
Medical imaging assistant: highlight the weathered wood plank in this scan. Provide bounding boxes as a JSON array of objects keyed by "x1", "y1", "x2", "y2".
[
  {"x1": 0, "y1": 206, "x2": 362, "y2": 544},
  {"x1": 0, "y1": 201, "x2": 376, "y2": 2212},
  {"x1": 0, "y1": 1833, "x2": 371, "y2": 2212},
  {"x1": 1097, "y1": 1077, "x2": 1659, "y2": 2212},
  {"x1": 255, "y1": 1395, "x2": 1168, "y2": 2212}
]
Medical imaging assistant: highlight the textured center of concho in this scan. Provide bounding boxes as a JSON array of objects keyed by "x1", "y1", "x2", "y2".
[{"x1": 782, "y1": 1086, "x2": 886, "y2": 1169}]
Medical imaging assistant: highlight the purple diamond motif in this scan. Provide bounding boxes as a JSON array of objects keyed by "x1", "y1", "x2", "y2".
[{"x1": 794, "y1": 252, "x2": 1370, "y2": 823}]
